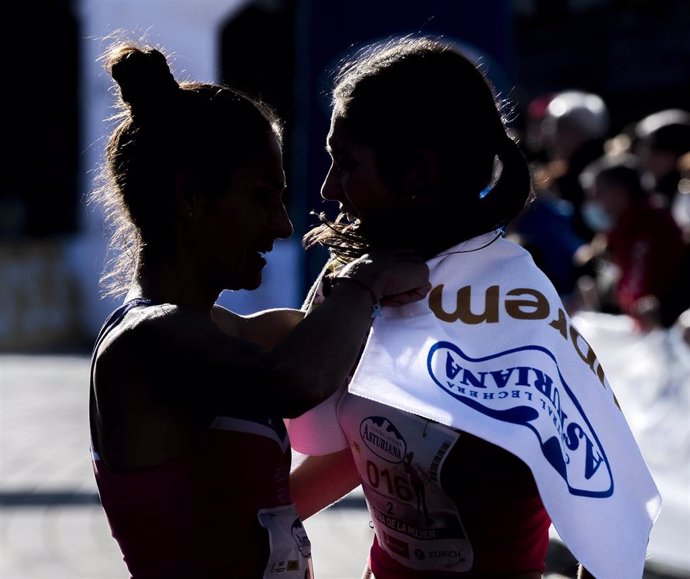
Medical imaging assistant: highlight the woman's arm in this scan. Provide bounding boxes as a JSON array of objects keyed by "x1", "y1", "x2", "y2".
[
  {"x1": 290, "y1": 449, "x2": 361, "y2": 520},
  {"x1": 192, "y1": 249, "x2": 429, "y2": 417},
  {"x1": 109, "y1": 248, "x2": 428, "y2": 421},
  {"x1": 212, "y1": 305, "x2": 305, "y2": 350}
]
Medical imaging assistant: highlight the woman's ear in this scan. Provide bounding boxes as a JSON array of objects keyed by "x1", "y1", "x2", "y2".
[
  {"x1": 174, "y1": 167, "x2": 203, "y2": 222},
  {"x1": 402, "y1": 149, "x2": 440, "y2": 202}
]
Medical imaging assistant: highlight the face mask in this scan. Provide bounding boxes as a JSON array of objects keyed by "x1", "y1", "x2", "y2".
[{"x1": 581, "y1": 200, "x2": 613, "y2": 232}]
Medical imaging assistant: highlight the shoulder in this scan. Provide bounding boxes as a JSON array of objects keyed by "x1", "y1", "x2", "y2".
[
  {"x1": 210, "y1": 304, "x2": 243, "y2": 337},
  {"x1": 95, "y1": 303, "x2": 234, "y2": 372},
  {"x1": 95, "y1": 304, "x2": 172, "y2": 354},
  {"x1": 92, "y1": 303, "x2": 264, "y2": 408},
  {"x1": 93, "y1": 304, "x2": 184, "y2": 372}
]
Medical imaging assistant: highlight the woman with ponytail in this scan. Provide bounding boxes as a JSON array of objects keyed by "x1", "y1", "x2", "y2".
[
  {"x1": 88, "y1": 38, "x2": 429, "y2": 579},
  {"x1": 282, "y1": 36, "x2": 653, "y2": 579}
]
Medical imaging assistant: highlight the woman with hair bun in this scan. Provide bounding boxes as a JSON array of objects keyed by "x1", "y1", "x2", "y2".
[
  {"x1": 88, "y1": 38, "x2": 430, "y2": 579},
  {"x1": 288, "y1": 35, "x2": 658, "y2": 579}
]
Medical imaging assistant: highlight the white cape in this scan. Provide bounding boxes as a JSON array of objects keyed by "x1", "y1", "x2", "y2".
[{"x1": 348, "y1": 232, "x2": 662, "y2": 579}]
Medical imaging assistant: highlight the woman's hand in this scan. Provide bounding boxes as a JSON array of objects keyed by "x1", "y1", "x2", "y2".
[{"x1": 336, "y1": 248, "x2": 431, "y2": 306}]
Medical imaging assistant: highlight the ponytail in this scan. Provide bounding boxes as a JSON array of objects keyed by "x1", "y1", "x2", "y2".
[{"x1": 480, "y1": 134, "x2": 535, "y2": 230}]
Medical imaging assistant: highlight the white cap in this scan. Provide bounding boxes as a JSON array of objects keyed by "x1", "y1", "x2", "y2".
[
  {"x1": 546, "y1": 90, "x2": 610, "y2": 139},
  {"x1": 635, "y1": 108, "x2": 690, "y2": 139}
]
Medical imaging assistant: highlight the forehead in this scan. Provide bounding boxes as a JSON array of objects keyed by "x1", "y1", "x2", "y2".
[
  {"x1": 327, "y1": 114, "x2": 365, "y2": 157},
  {"x1": 228, "y1": 132, "x2": 285, "y2": 189},
  {"x1": 327, "y1": 112, "x2": 352, "y2": 140}
]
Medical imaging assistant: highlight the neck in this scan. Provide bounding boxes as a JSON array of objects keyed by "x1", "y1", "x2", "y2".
[{"x1": 133, "y1": 258, "x2": 217, "y2": 311}]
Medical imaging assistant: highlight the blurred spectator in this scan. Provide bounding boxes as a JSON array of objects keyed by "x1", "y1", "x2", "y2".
[
  {"x1": 507, "y1": 164, "x2": 588, "y2": 307},
  {"x1": 672, "y1": 151, "x2": 690, "y2": 242},
  {"x1": 575, "y1": 154, "x2": 687, "y2": 332},
  {"x1": 633, "y1": 108, "x2": 690, "y2": 206},
  {"x1": 674, "y1": 307, "x2": 690, "y2": 349},
  {"x1": 603, "y1": 122, "x2": 637, "y2": 158},
  {"x1": 539, "y1": 90, "x2": 611, "y2": 241},
  {"x1": 523, "y1": 92, "x2": 557, "y2": 163}
]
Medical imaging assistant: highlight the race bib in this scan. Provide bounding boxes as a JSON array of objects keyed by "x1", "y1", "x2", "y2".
[
  {"x1": 340, "y1": 395, "x2": 474, "y2": 572},
  {"x1": 257, "y1": 504, "x2": 313, "y2": 578}
]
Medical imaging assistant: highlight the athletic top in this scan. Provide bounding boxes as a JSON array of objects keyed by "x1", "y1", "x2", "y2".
[
  {"x1": 90, "y1": 299, "x2": 313, "y2": 579},
  {"x1": 338, "y1": 394, "x2": 550, "y2": 578}
]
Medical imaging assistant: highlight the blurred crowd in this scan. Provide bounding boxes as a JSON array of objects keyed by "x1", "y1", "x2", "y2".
[{"x1": 508, "y1": 91, "x2": 690, "y2": 343}]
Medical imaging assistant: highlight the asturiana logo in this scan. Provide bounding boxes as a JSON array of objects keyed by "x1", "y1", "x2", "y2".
[
  {"x1": 360, "y1": 416, "x2": 407, "y2": 463},
  {"x1": 427, "y1": 341, "x2": 612, "y2": 497}
]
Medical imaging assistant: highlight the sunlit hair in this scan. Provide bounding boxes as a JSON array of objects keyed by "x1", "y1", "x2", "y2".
[
  {"x1": 304, "y1": 34, "x2": 534, "y2": 261},
  {"x1": 89, "y1": 38, "x2": 282, "y2": 298}
]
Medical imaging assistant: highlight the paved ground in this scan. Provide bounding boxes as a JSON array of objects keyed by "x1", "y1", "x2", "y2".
[
  {"x1": 0, "y1": 353, "x2": 374, "y2": 579},
  {"x1": 0, "y1": 353, "x2": 687, "y2": 578}
]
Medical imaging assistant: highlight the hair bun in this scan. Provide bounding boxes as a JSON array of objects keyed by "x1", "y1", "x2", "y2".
[{"x1": 109, "y1": 46, "x2": 179, "y2": 121}]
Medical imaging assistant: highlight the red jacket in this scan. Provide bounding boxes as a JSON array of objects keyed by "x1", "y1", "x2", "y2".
[{"x1": 607, "y1": 198, "x2": 685, "y2": 324}]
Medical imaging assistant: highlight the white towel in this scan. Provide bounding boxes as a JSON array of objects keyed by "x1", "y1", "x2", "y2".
[{"x1": 348, "y1": 232, "x2": 662, "y2": 579}]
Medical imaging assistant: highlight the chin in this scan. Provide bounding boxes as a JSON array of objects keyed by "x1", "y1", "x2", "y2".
[
  {"x1": 221, "y1": 272, "x2": 262, "y2": 293},
  {"x1": 242, "y1": 274, "x2": 263, "y2": 291}
]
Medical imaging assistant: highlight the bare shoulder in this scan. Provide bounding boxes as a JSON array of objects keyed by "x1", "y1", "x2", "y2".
[
  {"x1": 96, "y1": 303, "x2": 306, "y2": 384},
  {"x1": 233, "y1": 307, "x2": 305, "y2": 350},
  {"x1": 95, "y1": 303, "x2": 239, "y2": 370},
  {"x1": 93, "y1": 303, "x2": 261, "y2": 404},
  {"x1": 93, "y1": 304, "x2": 180, "y2": 370},
  {"x1": 210, "y1": 304, "x2": 244, "y2": 338}
]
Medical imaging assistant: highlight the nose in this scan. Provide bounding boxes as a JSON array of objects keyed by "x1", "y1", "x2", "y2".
[
  {"x1": 320, "y1": 163, "x2": 342, "y2": 202},
  {"x1": 272, "y1": 201, "x2": 294, "y2": 240}
]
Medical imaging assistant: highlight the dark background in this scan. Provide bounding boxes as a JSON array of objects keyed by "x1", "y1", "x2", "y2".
[{"x1": 4, "y1": 0, "x2": 689, "y2": 290}]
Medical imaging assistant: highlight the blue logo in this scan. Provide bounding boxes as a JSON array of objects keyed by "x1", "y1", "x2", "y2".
[
  {"x1": 427, "y1": 341, "x2": 613, "y2": 497},
  {"x1": 291, "y1": 518, "x2": 311, "y2": 557}
]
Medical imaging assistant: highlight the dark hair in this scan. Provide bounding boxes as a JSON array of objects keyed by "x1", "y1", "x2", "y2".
[
  {"x1": 90, "y1": 40, "x2": 282, "y2": 297},
  {"x1": 304, "y1": 35, "x2": 534, "y2": 260},
  {"x1": 580, "y1": 154, "x2": 647, "y2": 199}
]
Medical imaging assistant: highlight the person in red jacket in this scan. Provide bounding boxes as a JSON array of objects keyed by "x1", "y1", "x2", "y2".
[{"x1": 577, "y1": 153, "x2": 687, "y2": 330}]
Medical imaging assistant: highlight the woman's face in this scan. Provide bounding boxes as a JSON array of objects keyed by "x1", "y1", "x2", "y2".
[
  {"x1": 321, "y1": 113, "x2": 404, "y2": 223},
  {"x1": 194, "y1": 132, "x2": 293, "y2": 292}
]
